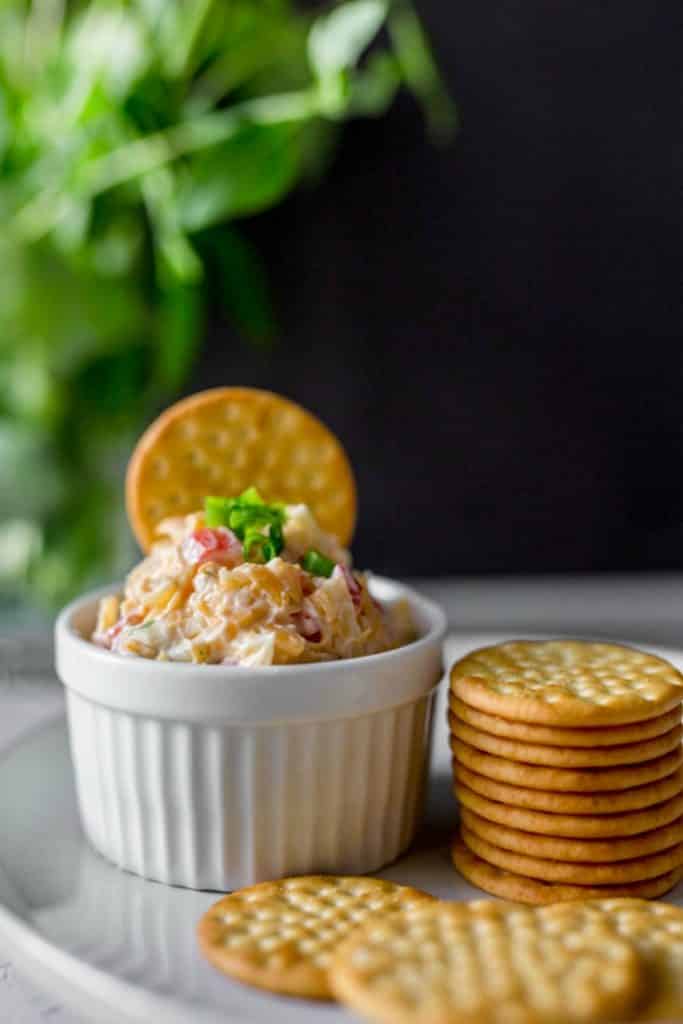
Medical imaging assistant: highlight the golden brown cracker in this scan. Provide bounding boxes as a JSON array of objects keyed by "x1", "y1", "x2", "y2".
[
  {"x1": 449, "y1": 695, "x2": 681, "y2": 747},
  {"x1": 329, "y1": 898, "x2": 646, "y2": 1024},
  {"x1": 197, "y1": 874, "x2": 432, "y2": 1000},
  {"x1": 451, "y1": 834, "x2": 683, "y2": 904},
  {"x1": 451, "y1": 640, "x2": 683, "y2": 726},
  {"x1": 460, "y1": 824, "x2": 683, "y2": 884},
  {"x1": 453, "y1": 761, "x2": 683, "y2": 814},
  {"x1": 126, "y1": 387, "x2": 357, "y2": 551},
  {"x1": 538, "y1": 899, "x2": 683, "y2": 1021},
  {"x1": 460, "y1": 806, "x2": 683, "y2": 862},
  {"x1": 449, "y1": 711, "x2": 682, "y2": 767},
  {"x1": 451, "y1": 736, "x2": 683, "y2": 791},
  {"x1": 455, "y1": 780, "x2": 683, "y2": 838}
]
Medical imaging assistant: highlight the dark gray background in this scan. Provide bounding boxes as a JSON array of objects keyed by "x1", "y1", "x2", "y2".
[{"x1": 193, "y1": 0, "x2": 683, "y2": 577}]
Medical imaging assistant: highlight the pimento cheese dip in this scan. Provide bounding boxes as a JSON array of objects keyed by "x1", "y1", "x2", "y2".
[{"x1": 93, "y1": 490, "x2": 412, "y2": 666}]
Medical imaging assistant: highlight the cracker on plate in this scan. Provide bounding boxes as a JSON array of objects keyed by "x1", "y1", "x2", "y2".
[
  {"x1": 330, "y1": 898, "x2": 647, "y2": 1023},
  {"x1": 197, "y1": 875, "x2": 432, "y2": 1000}
]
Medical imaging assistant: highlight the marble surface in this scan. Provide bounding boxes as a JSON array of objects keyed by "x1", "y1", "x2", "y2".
[{"x1": 2, "y1": 573, "x2": 683, "y2": 1023}]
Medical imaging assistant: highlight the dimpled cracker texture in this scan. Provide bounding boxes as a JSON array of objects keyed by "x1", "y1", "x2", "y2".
[
  {"x1": 449, "y1": 696, "x2": 682, "y2": 748},
  {"x1": 451, "y1": 738, "x2": 683, "y2": 792},
  {"x1": 460, "y1": 806, "x2": 683, "y2": 863},
  {"x1": 452, "y1": 836, "x2": 683, "y2": 905},
  {"x1": 538, "y1": 899, "x2": 683, "y2": 1021},
  {"x1": 126, "y1": 387, "x2": 357, "y2": 552},
  {"x1": 196, "y1": 875, "x2": 433, "y2": 1000},
  {"x1": 451, "y1": 641, "x2": 683, "y2": 726},
  {"x1": 455, "y1": 781, "x2": 683, "y2": 839},
  {"x1": 329, "y1": 899, "x2": 647, "y2": 1024},
  {"x1": 453, "y1": 762, "x2": 683, "y2": 815},
  {"x1": 460, "y1": 825, "x2": 683, "y2": 884},
  {"x1": 449, "y1": 713, "x2": 683, "y2": 768}
]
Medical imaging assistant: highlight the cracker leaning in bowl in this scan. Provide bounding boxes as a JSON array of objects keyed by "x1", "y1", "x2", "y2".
[{"x1": 126, "y1": 386, "x2": 357, "y2": 551}]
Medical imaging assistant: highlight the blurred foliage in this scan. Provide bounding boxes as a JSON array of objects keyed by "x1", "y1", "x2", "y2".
[{"x1": 0, "y1": 0, "x2": 454, "y2": 608}]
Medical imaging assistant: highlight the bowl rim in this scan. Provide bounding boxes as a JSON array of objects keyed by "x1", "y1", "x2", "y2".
[{"x1": 55, "y1": 574, "x2": 447, "y2": 679}]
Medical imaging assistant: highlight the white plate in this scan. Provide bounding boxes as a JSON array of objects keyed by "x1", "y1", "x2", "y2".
[{"x1": 1, "y1": 632, "x2": 682, "y2": 1024}]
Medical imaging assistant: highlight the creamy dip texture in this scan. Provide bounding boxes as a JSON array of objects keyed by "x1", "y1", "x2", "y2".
[{"x1": 93, "y1": 490, "x2": 413, "y2": 666}]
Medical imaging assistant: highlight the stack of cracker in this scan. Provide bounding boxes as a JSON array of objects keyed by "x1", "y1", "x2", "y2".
[{"x1": 450, "y1": 640, "x2": 683, "y2": 903}]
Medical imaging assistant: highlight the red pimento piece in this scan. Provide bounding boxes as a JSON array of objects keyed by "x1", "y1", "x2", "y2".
[
  {"x1": 334, "y1": 564, "x2": 362, "y2": 608},
  {"x1": 292, "y1": 608, "x2": 322, "y2": 644},
  {"x1": 181, "y1": 527, "x2": 243, "y2": 568}
]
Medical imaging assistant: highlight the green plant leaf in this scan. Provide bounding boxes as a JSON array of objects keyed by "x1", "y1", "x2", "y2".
[
  {"x1": 212, "y1": 228, "x2": 276, "y2": 346},
  {"x1": 387, "y1": 0, "x2": 457, "y2": 140},
  {"x1": 155, "y1": 278, "x2": 204, "y2": 392},
  {"x1": 308, "y1": 0, "x2": 388, "y2": 77},
  {"x1": 178, "y1": 122, "x2": 301, "y2": 231},
  {"x1": 0, "y1": 242, "x2": 150, "y2": 376},
  {"x1": 2, "y1": 352, "x2": 66, "y2": 429},
  {"x1": 65, "y1": 5, "x2": 148, "y2": 100},
  {"x1": 0, "y1": 422, "x2": 65, "y2": 521},
  {"x1": 0, "y1": 519, "x2": 42, "y2": 586},
  {"x1": 348, "y1": 51, "x2": 401, "y2": 116},
  {"x1": 73, "y1": 343, "x2": 151, "y2": 419},
  {"x1": 142, "y1": 167, "x2": 203, "y2": 283}
]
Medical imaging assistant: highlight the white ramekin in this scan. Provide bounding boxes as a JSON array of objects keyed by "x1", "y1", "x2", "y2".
[{"x1": 55, "y1": 578, "x2": 446, "y2": 891}]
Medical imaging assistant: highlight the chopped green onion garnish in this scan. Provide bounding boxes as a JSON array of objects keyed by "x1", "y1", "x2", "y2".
[
  {"x1": 235, "y1": 486, "x2": 264, "y2": 507},
  {"x1": 204, "y1": 489, "x2": 286, "y2": 562},
  {"x1": 243, "y1": 531, "x2": 276, "y2": 563},
  {"x1": 204, "y1": 496, "x2": 234, "y2": 527},
  {"x1": 302, "y1": 549, "x2": 335, "y2": 577}
]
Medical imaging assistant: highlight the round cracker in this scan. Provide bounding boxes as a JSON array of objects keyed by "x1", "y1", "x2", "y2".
[
  {"x1": 126, "y1": 387, "x2": 357, "y2": 551},
  {"x1": 449, "y1": 695, "x2": 681, "y2": 747},
  {"x1": 460, "y1": 806, "x2": 683, "y2": 862},
  {"x1": 538, "y1": 899, "x2": 683, "y2": 1021},
  {"x1": 329, "y1": 898, "x2": 646, "y2": 1024},
  {"x1": 451, "y1": 640, "x2": 683, "y2": 726},
  {"x1": 455, "y1": 780, "x2": 683, "y2": 838},
  {"x1": 449, "y1": 712, "x2": 683, "y2": 767},
  {"x1": 452, "y1": 835, "x2": 683, "y2": 904},
  {"x1": 196, "y1": 874, "x2": 433, "y2": 1000},
  {"x1": 460, "y1": 825, "x2": 683, "y2": 884},
  {"x1": 453, "y1": 761, "x2": 683, "y2": 814},
  {"x1": 451, "y1": 737, "x2": 683, "y2": 791}
]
